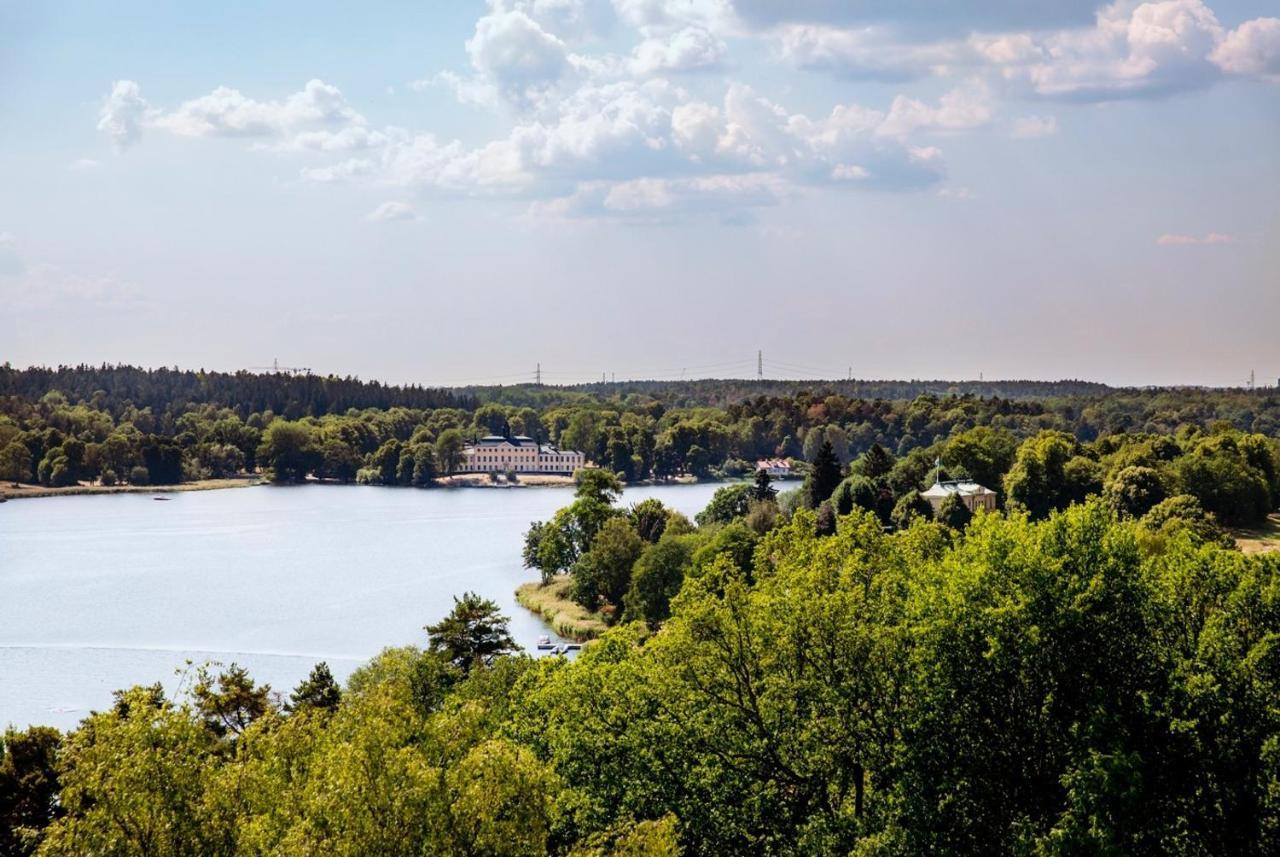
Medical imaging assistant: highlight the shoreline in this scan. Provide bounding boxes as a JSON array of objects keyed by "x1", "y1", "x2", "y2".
[
  {"x1": 2, "y1": 472, "x2": 717, "y2": 501},
  {"x1": 1, "y1": 476, "x2": 265, "y2": 501}
]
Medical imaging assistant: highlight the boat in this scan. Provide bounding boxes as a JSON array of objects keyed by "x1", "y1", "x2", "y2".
[{"x1": 535, "y1": 635, "x2": 555, "y2": 650}]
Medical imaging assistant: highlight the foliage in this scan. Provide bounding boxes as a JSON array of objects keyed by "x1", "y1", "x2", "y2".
[
  {"x1": 936, "y1": 492, "x2": 974, "y2": 530},
  {"x1": 288, "y1": 662, "x2": 341, "y2": 713},
  {"x1": 890, "y1": 489, "x2": 933, "y2": 530},
  {"x1": 804, "y1": 439, "x2": 843, "y2": 509},
  {"x1": 571, "y1": 517, "x2": 645, "y2": 616},
  {"x1": 20, "y1": 499, "x2": 1280, "y2": 856},
  {"x1": 694, "y1": 482, "x2": 753, "y2": 526},
  {"x1": 0, "y1": 727, "x2": 61, "y2": 857},
  {"x1": 425, "y1": 592, "x2": 517, "y2": 672}
]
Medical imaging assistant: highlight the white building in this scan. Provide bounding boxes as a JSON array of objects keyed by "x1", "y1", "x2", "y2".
[
  {"x1": 756, "y1": 458, "x2": 794, "y2": 479},
  {"x1": 920, "y1": 479, "x2": 998, "y2": 515},
  {"x1": 460, "y1": 435, "x2": 586, "y2": 475}
]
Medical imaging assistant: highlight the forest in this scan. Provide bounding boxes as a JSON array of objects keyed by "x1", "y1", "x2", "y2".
[
  {"x1": 2, "y1": 364, "x2": 1279, "y2": 512},
  {"x1": 2, "y1": 365, "x2": 1279, "y2": 854},
  {"x1": 3, "y1": 481, "x2": 1277, "y2": 855}
]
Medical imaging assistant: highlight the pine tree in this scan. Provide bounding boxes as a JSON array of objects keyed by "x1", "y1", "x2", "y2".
[
  {"x1": 425, "y1": 592, "x2": 517, "y2": 673},
  {"x1": 805, "y1": 440, "x2": 842, "y2": 509},
  {"x1": 289, "y1": 662, "x2": 342, "y2": 713},
  {"x1": 751, "y1": 467, "x2": 777, "y2": 502}
]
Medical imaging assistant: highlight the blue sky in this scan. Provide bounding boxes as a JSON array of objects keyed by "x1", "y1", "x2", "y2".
[{"x1": 1, "y1": 0, "x2": 1277, "y2": 387}]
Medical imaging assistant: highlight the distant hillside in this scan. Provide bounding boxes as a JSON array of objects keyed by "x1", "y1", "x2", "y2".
[
  {"x1": 0, "y1": 364, "x2": 469, "y2": 419},
  {"x1": 463, "y1": 377, "x2": 1118, "y2": 409}
]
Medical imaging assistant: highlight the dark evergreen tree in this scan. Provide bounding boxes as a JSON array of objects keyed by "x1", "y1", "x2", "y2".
[
  {"x1": 815, "y1": 500, "x2": 837, "y2": 537},
  {"x1": 936, "y1": 493, "x2": 973, "y2": 530},
  {"x1": 805, "y1": 440, "x2": 842, "y2": 509},
  {"x1": 751, "y1": 467, "x2": 777, "y2": 502},
  {"x1": 425, "y1": 593, "x2": 516, "y2": 673},
  {"x1": 289, "y1": 662, "x2": 342, "y2": 713}
]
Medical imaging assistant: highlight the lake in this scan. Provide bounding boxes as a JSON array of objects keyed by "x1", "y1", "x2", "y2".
[{"x1": 0, "y1": 481, "x2": 725, "y2": 730}]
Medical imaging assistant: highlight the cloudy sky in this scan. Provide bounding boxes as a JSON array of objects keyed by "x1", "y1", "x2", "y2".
[{"x1": 1, "y1": 0, "x2": 1277, "y2": 387}]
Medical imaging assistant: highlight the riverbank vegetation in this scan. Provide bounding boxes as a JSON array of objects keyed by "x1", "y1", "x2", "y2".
[
  {"x1": 2, "y1": 364, "x2": 1278, "y2": 504},
  {"x1": 4, "y1": 491, "x2": 1278, "y2": 855}
]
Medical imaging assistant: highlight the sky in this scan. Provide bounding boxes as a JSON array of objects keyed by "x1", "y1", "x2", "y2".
[{"x1": 0, "y1": 0, "x2": 1277, "y2": 388}]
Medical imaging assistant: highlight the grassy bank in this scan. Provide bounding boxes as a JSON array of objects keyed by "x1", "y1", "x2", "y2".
[
  {"x1": 1, "y1": 476, "x2": 264, "y2": 501},
  {"x1": 515, "y1": 578, "x2": 609, "y2": 641},
  {"x1": 1231, "y1": 513, "x2": 1280, "y2": 555}
]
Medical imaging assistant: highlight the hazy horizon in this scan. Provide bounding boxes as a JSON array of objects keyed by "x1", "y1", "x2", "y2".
[
  {"x1": 2, "y1": 1, "x2": 1277, "y2": 388},
  {"x1": 7, "y1": 357, "x2": 1277, "y2": 392}
]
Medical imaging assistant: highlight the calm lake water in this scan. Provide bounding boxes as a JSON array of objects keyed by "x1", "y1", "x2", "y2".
[{"x1": 0, "y1": 481, "x2": 724, "y2": 730}]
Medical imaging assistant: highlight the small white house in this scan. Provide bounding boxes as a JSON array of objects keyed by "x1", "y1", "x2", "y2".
[
  {"x1": 920, "y1": 479, "x2": 997, "y2": 515},
  {"x1": 756, "y1": 458, "x2": 793, "y2": 479}
]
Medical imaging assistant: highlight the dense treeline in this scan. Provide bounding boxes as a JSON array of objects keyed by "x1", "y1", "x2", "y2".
[
  {"x1": 0, "y1": 364, "x2": 468, "y2": 419},
  {"x1": 480, "y1": 376, "x2": 1116, "y2": 409},
  {"x1": 1, "y1": 366, "x2": 1278, "y2": 525},
  {"x1": 4, "y1": 491, "x2": 1277, "y2": 855}
]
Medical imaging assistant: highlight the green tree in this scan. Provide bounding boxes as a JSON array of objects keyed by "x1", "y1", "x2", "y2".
[
  {"x1": 1140, "y1": 493, "x2": 1232, "y2": 547},
  {"x1": 890, "y1": 489, "x2": 933, "y2": 530},
  {"x1": 751, "y1": 467, "x2": 777, "y2": 502},
  {"x1": 38, "y1": 687, "x2": 218, "y2": 857},
  {"x1": 695, "y1": 482, "x2": 753, "y2": 526},
  {"x1": 0, "y1": 726, "x2": 62, "y2": 856},
  {"x1": 411, "y1": 444, "x2": 437, "y2": 486},
  {"x1": 289, "y1": 662, "x2": 342, "y2": 713},
  {"x1": 944, "y1": 426, "x2": 1018, "y2": 495},
  {"x1": 572, "y1": 517, "x2": 645, "y2": 616},
  {"x1": 856, "y1": 442, "x2": 895, "y2": 479},
  {"x1": 623, "y1": 535, "x2": 694, "y2": 628},
  {"x1": 805, "y1": 440, "x2": 842, "y2": 509},
  {"x1": 434, "y1": 428, "x2": 465, "y2": 476},
  {"x1": 628, "y1": 498, "x2": 670, "y2": 543},
  {"x1": 257, "y1": 420, "x2": 319, "y2": 483},
  {"x1": 191, "y1": 663, "x2": 273, "y2": 739},
  {"x1": 425, "y1": 592, "x2": 517, "y2": 672},
  {"x1": 935, "y1": 492, "x2": 972, "y2": 529},
  {"x1": 1103, "y1": 465, "x2": 1167, "y2": 519},
  {"x1": 1003, "y1": 430, "x2": 1081, "y2": 518},
  {"x1": 0, "y1": 441, "x2": 31, "y2": 486}
]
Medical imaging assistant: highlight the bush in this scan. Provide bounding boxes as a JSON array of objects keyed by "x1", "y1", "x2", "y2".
[
  {"x1": 128, "y1": 465, "x2": 150, "y2": 485},
  {"x1": 100, "y1": 469, "x2": 118, "y2": 487}
]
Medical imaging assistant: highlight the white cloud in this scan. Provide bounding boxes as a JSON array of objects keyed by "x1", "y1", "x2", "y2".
[
  {"x1": 465, "y1": 9, "x2": 572, "y2": 109},
  {"x1": 613, "y1": 0, "x2": 735, "y2": 36},
  {"x1": 876, "y1": 83, "x2": 993, "y2": 139},
  {"x1": 300, "y1": 158, "x2": 378, "y2": 183},
  {"x1": 778, "y1": 24, "x2": 963, "y2": 81},
  {"x1": 1007, "y1": 0, "x2": 1227, "y2": 100},
  {"x1": 631, "y1": 25, "x2": 727, "y2": 74},
  {"x1": 1211, "y1": 17, "x2": 1280, "y2": 78},
  {"x1": 488, "y1": 0, "x2": 617, "y2": 41},
  {"x1": 154, "y1": 79, "x2": 364, "y2": 138},
  {"x1": 533, "y1": 171, "x2": 786, "y2": 221},
  {"x1": 1011, "y1": 114, "x2": 1058, "y2": 138},
  {"x1": 68, "y1": 158, "x2": 102, "y2": 171},
  {"x1": 97, "y1": 80, "x2": 153, "y2": 149},
  {"x1": 1156, "y1": 231, "x2": 1237, "y2": 245},
  {"x1": 97, "y1": 79, "x2": 369, "y2": 150},
  {"x1": 831, "y1": 163, "x2": 869, "y2": 180},
  {"x1": 770, "y1": 2, "x2": 1280, "y2": 101},
  {"x1": 365, "y1": 201, "x2": 419, "y2": 221},
  {"x1": 728, "y1": 0, "x2": 1101, "y2": 35}
]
